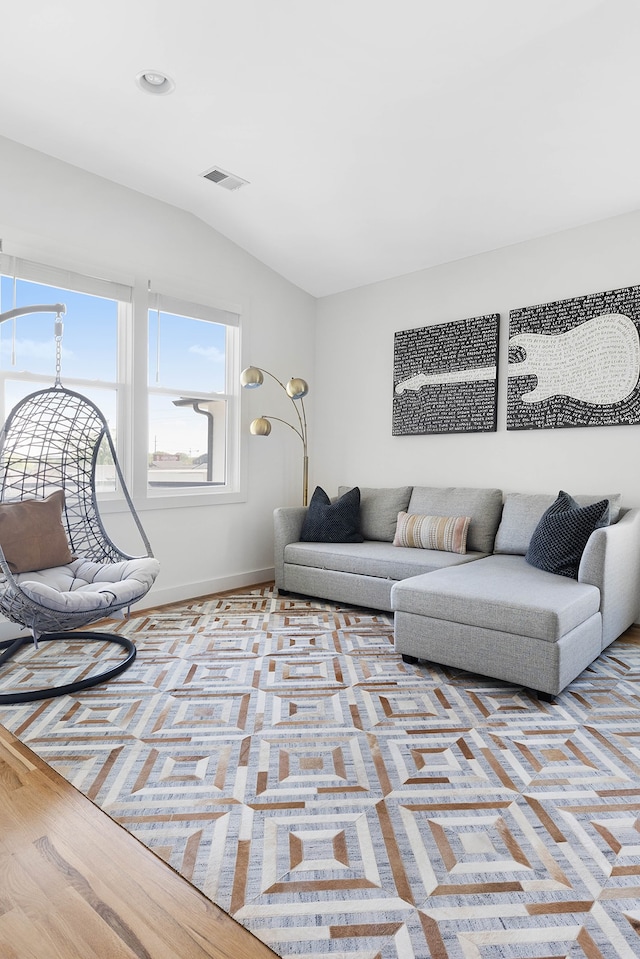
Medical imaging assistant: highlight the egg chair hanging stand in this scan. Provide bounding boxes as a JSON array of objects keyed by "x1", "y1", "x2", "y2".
[
  {"x1": 0, "y1": 304, "x2": 159, "y2": 704},
  {"x1": 0, "y1": 631, "x2": 137, "y2": 704}
]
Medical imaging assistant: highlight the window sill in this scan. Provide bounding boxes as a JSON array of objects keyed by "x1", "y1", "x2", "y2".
[{"x1": 98, "y1": 488, "x2": 246, "y2": 513}]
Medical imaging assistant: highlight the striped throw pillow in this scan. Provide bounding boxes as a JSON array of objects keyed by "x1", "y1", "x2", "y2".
[{"x1": 393, "y1": 512, "x2": 471, "y2": 554}]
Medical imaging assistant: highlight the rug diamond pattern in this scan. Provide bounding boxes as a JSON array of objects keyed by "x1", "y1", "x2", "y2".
[{"x1": 1, "y1": 586, "x2": 640, "y2": 958}]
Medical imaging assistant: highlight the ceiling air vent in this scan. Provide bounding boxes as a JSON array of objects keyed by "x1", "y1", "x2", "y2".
[{"x1": 201, "y1": 165, "x2": 249, "y2": 191}]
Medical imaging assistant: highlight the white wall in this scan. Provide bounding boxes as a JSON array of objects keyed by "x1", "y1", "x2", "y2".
[
  {"x1": 3, "y1": 132, "x2": 640, "y2": 619},
  {"x1": 0, "y1": 136, "x2": 316, "y2": 609},
  {"x1": 315, "y1": 211, "x2": 640, "y2": 507}
]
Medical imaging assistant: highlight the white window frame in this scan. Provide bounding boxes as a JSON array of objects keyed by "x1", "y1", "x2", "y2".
[
  {"x1": 0, "y1": 254, "x2": 130, "y2": 503},
  {"x1": 142, "y1": 290, "x2": 242, "y2": 508},
  {"x1": 0, "y1": 251, "x2": 244, "y2": 512}
]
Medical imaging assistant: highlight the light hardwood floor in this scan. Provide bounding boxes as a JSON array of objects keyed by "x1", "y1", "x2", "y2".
[{"x1": 0, "y1": 724, "x2": 277, "y2": 959}]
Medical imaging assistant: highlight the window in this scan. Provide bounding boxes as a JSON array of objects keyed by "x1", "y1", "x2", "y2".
[
  {"x1": 0, "y1": 255, "x2": 128, "y2": 494},
  {"x1": 147, "y1": 295, "x2": 238, "y2": 490},
  {"x1": 0, "y1": 253, "x2": 241, "y2": 505}
]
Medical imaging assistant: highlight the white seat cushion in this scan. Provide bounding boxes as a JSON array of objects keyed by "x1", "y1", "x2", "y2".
[{"x1": 14, "y1": 556, "x2": 160, "y2": 614}]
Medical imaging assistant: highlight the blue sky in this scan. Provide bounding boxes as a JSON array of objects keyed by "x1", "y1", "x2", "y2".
[
  {"x1": 148, "y1": 309, "x2": 226, "y2": 393},
  {"x1": 0, "y1": 277, "x2": 228, "y2": 460},
  {"x1": 0, "y1": 278, "x2": 117, "y2": 380}
]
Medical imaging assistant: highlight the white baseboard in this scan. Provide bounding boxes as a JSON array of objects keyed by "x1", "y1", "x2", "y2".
[{"x1": 136, "y1": 567, "x2": 276, "y2": 610}]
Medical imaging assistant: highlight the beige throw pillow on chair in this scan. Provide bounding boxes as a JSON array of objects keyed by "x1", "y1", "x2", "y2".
[{"x1": 0, "y1": 490, "x2": 75, "y2": 573}]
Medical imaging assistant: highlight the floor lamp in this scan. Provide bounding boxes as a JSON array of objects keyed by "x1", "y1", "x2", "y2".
[{"x1": 240, "y1": 366, "x2": 309, "y2": 506}]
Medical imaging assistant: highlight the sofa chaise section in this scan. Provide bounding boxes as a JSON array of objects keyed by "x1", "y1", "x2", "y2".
[
  {"x1": 392, "y1": 499, "x2": 640, "y2": 696},
  {"x1": 391, "y1": 554, "x2": 602, "y2": 696}
]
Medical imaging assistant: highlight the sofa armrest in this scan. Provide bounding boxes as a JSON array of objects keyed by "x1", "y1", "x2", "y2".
[
  {"x1": 273, "y1": 506, "x2": 308, "y2": 589},
  {"x1": 579, "y1": 507, "x2": 640, "y2": 647}
]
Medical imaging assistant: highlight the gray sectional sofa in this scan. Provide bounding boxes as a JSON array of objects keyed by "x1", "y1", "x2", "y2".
[{"x1": 273, "y1": 485, "x2": 640, "y2": 696}]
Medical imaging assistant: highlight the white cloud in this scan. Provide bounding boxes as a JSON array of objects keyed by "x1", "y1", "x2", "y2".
[{"x1": 188, "y1": 345, "x2": 224, "y2": 362}]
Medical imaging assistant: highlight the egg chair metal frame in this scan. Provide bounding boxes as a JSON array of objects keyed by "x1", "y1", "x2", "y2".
[{"x1": 0, "y1": 303, "x2": 158, "y2": 704}]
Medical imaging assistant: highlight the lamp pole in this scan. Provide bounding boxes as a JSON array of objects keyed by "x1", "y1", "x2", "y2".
[{"x1": 240, "y1": 366, "x2": 309, "y2": 506}]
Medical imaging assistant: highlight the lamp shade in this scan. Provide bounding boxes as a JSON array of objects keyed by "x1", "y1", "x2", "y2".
[
  {"x1": 286, "y1": 377, "x2": 309, "y2": 399},
  {"x1": 240, "y1": 367, "x2": 264, "y2": 389},
  {"x1": 250, "y1": 417, "x2": 272, "y2": 436}
]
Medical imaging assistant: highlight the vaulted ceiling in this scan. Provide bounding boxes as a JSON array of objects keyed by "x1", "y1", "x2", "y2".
[{"x1": 1, "y1": 0, "x2": 638, "y2": 297}]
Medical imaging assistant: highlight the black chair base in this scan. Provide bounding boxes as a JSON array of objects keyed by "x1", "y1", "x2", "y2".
[{"x1": 0, "y1": 630, "x2": 136, "y2": 704}]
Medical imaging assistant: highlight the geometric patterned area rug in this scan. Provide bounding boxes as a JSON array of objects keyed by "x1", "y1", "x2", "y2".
[{"x1": 1, "y1": 584, "x2": 640, "y2": 959}]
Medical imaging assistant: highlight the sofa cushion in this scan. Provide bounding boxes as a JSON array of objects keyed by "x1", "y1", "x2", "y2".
[
  {"x1": 338, "y1": 486, "x2": 412, "y2": 541},
  {"x1": 525, "y1": 491, "x2": 609, "y2": 579},
  {"x1": 285, "y1": 540, "x2": 482, "y2": 581},
  {"x1": 393, "y1": 512, "x2": 471, "y2": 553},
  {"x1": 494, "y1": 491, "x2": 621, "y2": 555},
  {"x1": 407, "y1": 486, "x2": 503, "y2": 554},
  {"x1": 300, "y1": 486, "x2": 363, "y2": 543},
  {"x1": 390, "y1": 554, "x2": 601, "y2": 643}
]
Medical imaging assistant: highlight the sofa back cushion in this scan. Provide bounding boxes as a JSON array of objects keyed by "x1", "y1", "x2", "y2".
[
  {"x1": 407, "y1": 486, "x2": 503, "y2": 554},
  {"x1": 494, "y1": 490, "x2": 622, "y2": 555},
  {"x1": 339, "y1": 486, "x2": 412, "y2": 542}
]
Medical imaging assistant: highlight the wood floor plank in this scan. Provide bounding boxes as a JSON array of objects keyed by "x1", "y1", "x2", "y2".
[{"x1": 0, "y1": 725, "x2": 277, "y2": 959}]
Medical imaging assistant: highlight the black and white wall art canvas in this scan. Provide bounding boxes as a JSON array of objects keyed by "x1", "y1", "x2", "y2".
[
  {"x1": 393, "y1": 313, "x2": 499, "y2": 435},
  {"x1": 507, "y1": 284, "x2": 640, "y2": 430}
]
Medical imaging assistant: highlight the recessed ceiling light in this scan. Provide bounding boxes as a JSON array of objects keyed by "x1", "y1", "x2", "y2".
[{"x1": 136, "y1": 70, "x2": 175, "y2": 96}]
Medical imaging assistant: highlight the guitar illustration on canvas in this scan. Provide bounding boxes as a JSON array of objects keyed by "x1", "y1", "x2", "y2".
[{"x1": 394, "y1": 313, "x2": 640, "y2": 406}]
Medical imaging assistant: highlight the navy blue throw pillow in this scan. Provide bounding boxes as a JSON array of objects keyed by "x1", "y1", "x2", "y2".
[
  {"x1": 300, "y1": 486, "x2": 364, "y2": 543},
  {"x1": 525, "y1": 490, "x2": 609, "y2": 579}
]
